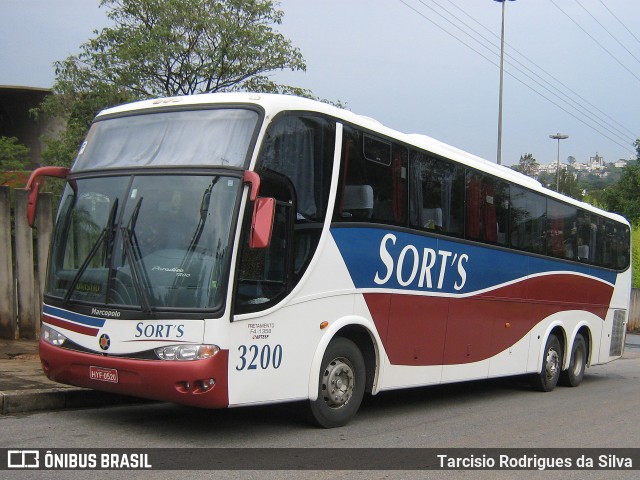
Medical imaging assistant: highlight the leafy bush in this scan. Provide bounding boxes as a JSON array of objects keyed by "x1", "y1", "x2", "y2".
[{"x1": 0, "y1": 136, "x2": 30, "y2": 170}]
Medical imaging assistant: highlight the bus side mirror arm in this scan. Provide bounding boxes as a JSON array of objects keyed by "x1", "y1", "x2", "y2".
[
  {"x1": 25, "y1": 166, "x2": 70, "y2": 227},
  {"x1": 244, "y1": 171, "x2": 275, "y2": 249},
  {"x1": 243, "y1": 170, "x2": 261, "y2": 202}
]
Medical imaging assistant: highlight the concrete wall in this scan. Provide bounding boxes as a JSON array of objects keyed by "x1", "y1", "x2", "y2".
[
  {"x1": 630, "y1": 289, "x2": 640, "y2": 332},
  {"x1": 0, "y1": 186, "x2": 52, "y2": 339},
  {"x1": 0, "y1": 86, "x2": 61, "y2": 167}
]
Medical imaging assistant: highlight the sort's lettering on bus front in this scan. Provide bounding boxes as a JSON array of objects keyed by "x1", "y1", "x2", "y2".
[{"x1": 373, "y1": 233, "x2": 469, "y2": 291}]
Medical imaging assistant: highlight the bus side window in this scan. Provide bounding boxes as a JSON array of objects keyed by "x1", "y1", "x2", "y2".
[
  {"x1": 576, "y1": 211, "x2": 595, "y2": 262},
  {"x1": 235, "y1": 201, "x2": 291, "y2": 314},
  {"x1": 257, "y1": 114, "x2": 335, "y2": 282},
  {"x1": 409, "y1": 152, "x2": 464, "y2": 236},
  {"x1": 606, "y1": 222, "x2": 630, "y2": 270},
  {"x1": 547, "y1": 200, "x2": 577, "y2": 260},
  {"x1": 234, "y1": 172, "x2": 294, "y2": 315},
  {"x1": 464, "y1": 171, "x2": 509, "y2": 245},
  {"x1": 510, "y1": 187, "x2": 546, "y2": 255},
  {"x1": 335, "y1": 126, "x2": 407, "y2": 226}
]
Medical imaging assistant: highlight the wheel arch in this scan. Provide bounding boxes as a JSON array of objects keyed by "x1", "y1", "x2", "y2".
[
  {"x1": 538, "y1": 321, "x2": 593, "y2": 372},
  {"x1": 307, "y1": 316, "x2": 381, "y2": 401},
  {"x1": 571, "y1": 324, "x2": 592, "y2": 367},
  {"x1": 538, "y1": 323, "x2": 567, "y2": 372}
]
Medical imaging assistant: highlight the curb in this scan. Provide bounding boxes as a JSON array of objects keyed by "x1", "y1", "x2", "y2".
[{"x1": 0, "y1": 388, "x2": 151, "y2": 415}]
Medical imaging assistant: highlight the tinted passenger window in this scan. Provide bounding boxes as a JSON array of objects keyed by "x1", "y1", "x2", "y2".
[
  {"x1": 617, "y1": 225, "x2": 631, "y2": 269},
  {"x1": 510, "y1": 187, "x2": 546, "y2": 254},
  {"x1": 235, "y1": 202, "x2": 291, "y2": 314},
  {"x1": 547, "y1": 200, "x2": 578, "y2": 259},
  {"x1": 409, "y1": 152, "x2": 464, "y2": 236},
  {"x1": 259, "y1": 114, "x2": 335, "y2": 222},
  {"x1": 257, "y1": 114, "x2": 336, "y2": 280},
  {"x1": 465, "y1": 171, "x2": 509, "y2": 245},
  {"x1": 604, "y1": 220, "x2": 630, "y2": 269},
  {"x1": 335, "y1": 126, "x2": 407, "y2": 226}
]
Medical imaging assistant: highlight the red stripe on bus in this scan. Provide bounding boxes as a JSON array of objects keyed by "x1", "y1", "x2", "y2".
[
  {"x1": 366, "y1": 274, "x2": 613, "y2": 366},
  {"x1": 43, "y1": 314, "x2": 100, "y2": 337}
]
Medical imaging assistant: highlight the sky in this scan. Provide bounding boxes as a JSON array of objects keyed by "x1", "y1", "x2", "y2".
[{"x1": 2, "y1": 0, "x2": 640, "y2": 168}]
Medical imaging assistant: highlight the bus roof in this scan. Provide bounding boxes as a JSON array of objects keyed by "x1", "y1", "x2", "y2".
[{"x1": 97, "y1": 93, "x2": 629, "y2": 226}]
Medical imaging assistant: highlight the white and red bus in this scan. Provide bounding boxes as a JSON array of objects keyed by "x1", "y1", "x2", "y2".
[{"x1": 28, "y1": 93, "x2": 631, "y2": 427}]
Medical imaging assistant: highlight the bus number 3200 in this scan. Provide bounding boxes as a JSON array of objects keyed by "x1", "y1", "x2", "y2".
[{"x1": 236, "y1": 344, "x2": 283, "y2": 371}]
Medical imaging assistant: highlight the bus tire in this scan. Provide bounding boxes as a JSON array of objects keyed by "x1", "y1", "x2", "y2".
[
  {"x1": 559, "y1": 334, "x2": 586, "y2": 387},
  {"x1": 531, "y1": 334, "x2": 562, "y2": 392},
  {"x1": 309, "y1": 337, "x2": 365, "y2": 428}
]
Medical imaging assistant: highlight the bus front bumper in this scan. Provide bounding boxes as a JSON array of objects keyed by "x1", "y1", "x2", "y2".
[{"x1": 39, "y1": 340, "x2": 229, "y2": 408}]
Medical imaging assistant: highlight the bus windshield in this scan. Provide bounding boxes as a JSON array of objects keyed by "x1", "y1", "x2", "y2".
[
  {"x1": 72, "y1": 108, "x2": 259, "y2": 172},
  {"x1": 46, "y1": 174, "x2": 241, "y2": 312}
]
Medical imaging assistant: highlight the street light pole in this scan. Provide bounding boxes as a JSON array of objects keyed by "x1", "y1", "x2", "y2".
[
  {"x1": 549, "y1": 133, "x2": 569, "y2": 192},
  {"x1": 494, "y1": 0, "x2": 515, "y2": 165}
]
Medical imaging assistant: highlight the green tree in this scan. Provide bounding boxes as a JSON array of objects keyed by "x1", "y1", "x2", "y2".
[
  {"x1": 0, "y1": 136, "x2": 30, "y2": 170},
  {"x1": 39, "y1": 0, "x2": 312, "y2": 167},
  {"x1": 603, "y1": 140, "x2": 640, "y2": 224},
  {"x1": 536, "y1": 171, "x2": 554, "y2": 189},
  {"x1": 558, "y1": 168, "x2": 583, "y2": 200},
  {"x1": 582, "y1": 190, "x2": 606, "y2": 209},
  {"x1": 512, "y1": 153, "x2": 538, "y2": 178},
  {"x1": 536, "y1": 168, "x2": 583, "y2": 200}
]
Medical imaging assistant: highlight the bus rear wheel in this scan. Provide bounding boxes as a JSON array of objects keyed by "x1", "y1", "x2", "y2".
[
  {"x1": 559, "y1": 334, "x2": 586, "y2": 387},
  {"x1": 309, "y1": 337, "x2": 365, "y2": 428},
  {"x1": 531, "y1": 334, "x2": 562, "y2": 392}
]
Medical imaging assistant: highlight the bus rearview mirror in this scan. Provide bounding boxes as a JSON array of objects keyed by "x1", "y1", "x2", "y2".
[
  {"x1": 25, "y1": 166, "x2": 70, "y2": 227},
  {"x1": 250, "y1": 197, "x2": 275, "y2": 249}
]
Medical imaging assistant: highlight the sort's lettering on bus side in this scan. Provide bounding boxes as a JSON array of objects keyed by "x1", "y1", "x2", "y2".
[
  {"x1": 236, "y1": 344, "x2": 283, "y2": 371},
  {"x1": 374, "y1": 233, "x2": 469, "y2": 290}
]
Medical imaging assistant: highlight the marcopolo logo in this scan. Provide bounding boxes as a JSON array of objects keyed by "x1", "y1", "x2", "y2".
[{"x1": 91, "y1": 308, "x2": 121, "y2": 318}]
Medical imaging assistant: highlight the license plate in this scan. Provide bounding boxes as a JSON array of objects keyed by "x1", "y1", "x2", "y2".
[{"x1": 89, "y1": 366, "x2": 119, "y2": 383}]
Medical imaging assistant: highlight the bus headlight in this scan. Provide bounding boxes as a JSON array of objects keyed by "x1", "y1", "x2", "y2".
[
  {"x1": 41, "y1": 324, "x2": 67, "y2": 347},
  {"x1": 155, "y1": 344, "x2": 220, "y2": 361}
]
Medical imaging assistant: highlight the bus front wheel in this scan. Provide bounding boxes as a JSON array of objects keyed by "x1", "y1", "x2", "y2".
[
  {"x1": 531, "y1": 334, "x2": 562, "y2": 392},
  {"x1": 309, "y1": 337, "x2": 365, "y2": 428}
]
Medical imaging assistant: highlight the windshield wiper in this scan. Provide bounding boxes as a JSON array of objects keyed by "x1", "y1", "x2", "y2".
[
  {"x1": 120, "y1": 197, "x2": 154, "y2": 314},
  {"x1": 171, "y1": 179, "x2": 220, "y2": 292},
  {"x1": 186, "y1": 178, "x2": 219, "y2": 253},
  {"x1": 63, "y1": 199, "x2": 119, "y2": 306},
  {"x1": 120, "y1": 227, "x2": 153, "y2": 314}
]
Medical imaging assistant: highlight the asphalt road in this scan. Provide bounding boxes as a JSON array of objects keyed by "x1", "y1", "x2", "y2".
[{"x1": 2, "y1": 347, "x2": 639, "y2": 480}]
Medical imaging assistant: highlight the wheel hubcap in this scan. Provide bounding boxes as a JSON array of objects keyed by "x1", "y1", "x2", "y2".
[
  {"x1": 545, "y1": 348, "x2": 560, "y2": 380},
  {"x1": 322, "y1": 357, "x2": 354, "y2": 408}
]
